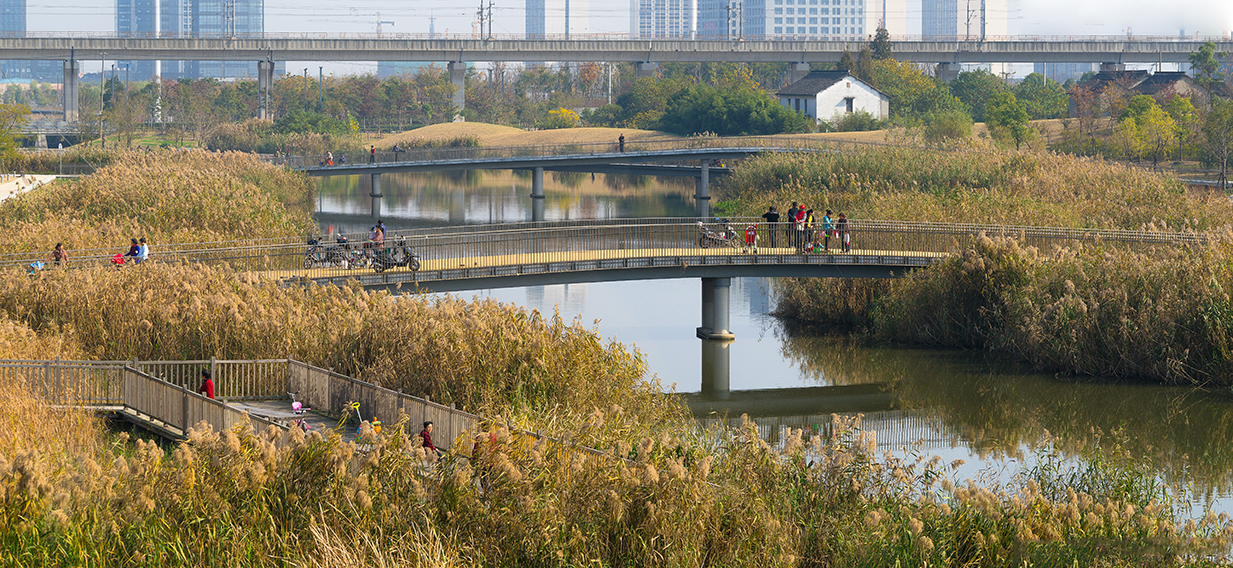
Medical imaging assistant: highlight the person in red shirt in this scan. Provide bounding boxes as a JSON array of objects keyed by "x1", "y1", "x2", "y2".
[
  {"x1": 420, "y1": 421, "x2": 440, "y2": 457},
  {"x1": 197, "y1": 369, "x2": 215, "y2": 399}
]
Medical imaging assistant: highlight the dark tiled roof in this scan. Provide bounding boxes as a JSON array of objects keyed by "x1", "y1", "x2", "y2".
[
  {"x1": 1078, "y1": 70, "x2": 1150, "y2": 91},
  {"x1": 776, "y1": 71, "x2": 854, "y2": 96},
  {"x1": 1135, "y1": 71, "x2": 1194, "y2": 95}
]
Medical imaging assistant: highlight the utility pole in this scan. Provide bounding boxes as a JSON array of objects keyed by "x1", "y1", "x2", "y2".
[
  {"x1": 476, "y1": 2, "x2": 484, "y2": 38},
  {"x1": 487, "y1": 1, "x2": 494, "y2": 40}
]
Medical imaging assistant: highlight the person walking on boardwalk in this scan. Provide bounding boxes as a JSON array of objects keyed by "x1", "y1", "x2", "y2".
[
  {"x1": 837, "y1": 212, "x2": 850, "y2": 253},
  {"x1": 420, "y1": 421, "x2": 441, "y2": 458},
  {"x1": 761, "y1": 206, "x2": 780, "y2": 247},
  {"x1": 198, "y1": 369, "x2": 215, "y2": 400},
  {"x1": 49, "y1": 243, "x2": 67, "y2": 266},
  {"x1": 821, "y1": 209, "x2": 835, "y2": 252}
]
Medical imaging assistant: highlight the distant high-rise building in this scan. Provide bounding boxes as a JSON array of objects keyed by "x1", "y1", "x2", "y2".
[
  {"x1": 922, "y1": 0, "x2": 1005, "y2": 39},
  {"x1": 0, "y1": 0, "x2": 26, "y2": 79},
  {"x1": 116, "y1": 0, "x2": 162, "y2": 80},
  {"x1": 631, "y1": 0, "x2": 695, "y2": 38},
  {"x1": 527, "y1": 0, "x2": 589, "y2": 38},
  {"x1": 731, "y1": 0, "x2": 885, "y2": 41},
  {"x1": 182, "y1": 0, "x2": 267, "y2": 79}
]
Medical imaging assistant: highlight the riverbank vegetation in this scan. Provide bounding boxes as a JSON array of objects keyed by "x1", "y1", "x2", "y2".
[
  {"x1": 1, "y1": 150, "x2": 1232, "y2": 563},
  {"x1": 721, "y1": 146, "x2": 1233, "y2": 385},
  {"x1": 0, "y1": 150, "x2": 314, "y2": 254}
]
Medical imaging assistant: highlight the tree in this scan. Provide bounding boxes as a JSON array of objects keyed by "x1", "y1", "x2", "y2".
[
  {"x1": 1013, "y1": 73, "x2": 1068, "y2": 119},
  {"x1": 1165, "y1": 96, "x2": 1200, "y2": 160},
  {"x1": 923, "y1": 109, "x2": 973, "y2": 145},
  {"x1": 1203, "y1": 98, "x2": 1233, "y2": 189},
  {"x1": 0, "y1": 104, "x2": 29, "y2": 172},
  {"x1": 1112, "y1": 117, "x2": 1143, "y2": 161},
  {"x1": 1137, "y1": 103, "x2": 1176, "y2": 170},
  {"x1": 657, "y1": 83, "x2": 807, "y2": 136},
  {"x1": 870, "y1": 27, "x2": 892, "y2": 60},
  {"x1": 104, "y1": 89, "x2": 148, "y2": 148},
  {"x1": 1189, "y1": 41, "x2": 1227, "y2": 92},
  {"x1": 869, "y1": 59, "x2": 960, "y2": 119},
  {"x1": 837, "y1": 51, "x2": 855, "y2": 74},
  {"x1": 949, "y1": 69, "x2": 1007, "y2": 122},
  {"x1": 854, "y1": 47, "x2": 875, "y2": 83},
  {"x1": 1120, "y1": 94, "x2": 1155, "y2": 122},
  {"x1": 985, "y1": 91, "x2": 1032, "y2": 150}
]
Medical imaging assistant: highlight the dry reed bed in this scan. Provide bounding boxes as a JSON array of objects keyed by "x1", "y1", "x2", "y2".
[
  {"x1": 722, "y1": 147, "x2": 1233, "y2": 230},
  {"x1": 0, "y1": 150, "x2": 315, "y2": 255}
]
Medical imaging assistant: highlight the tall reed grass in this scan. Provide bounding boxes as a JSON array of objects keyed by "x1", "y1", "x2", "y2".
[{"x1": 0, "y1": 150, "x2": 315, "y2": 254}]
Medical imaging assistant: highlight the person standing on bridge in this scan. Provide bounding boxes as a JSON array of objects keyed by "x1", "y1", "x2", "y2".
[
  {"x1": 198, "y1": 369, "x2": 215, "y2": 400},
  {"x1": 327, "y1": 151, "x2": 333, "y2": 167},
  {"x1": 786, "y1": 202, "x2": 799, "y2": 249},
  {"x1": 821, "y1": 210, "x2": 835, "y2": 252},
  {"x1": 761, "y1": 206, "x2": 779, "y2": 248},
  {"x1": 618, "y1": 134, "x2": 625, "y2": 153},
  {"x1": 370, "y1": 145, "x2": 376, "y2": 163},
  {"x1": 837, "y1": 212, "x2": 850, "y2": 253}
]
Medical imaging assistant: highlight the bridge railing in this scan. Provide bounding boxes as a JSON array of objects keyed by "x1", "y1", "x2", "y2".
[
  {"x1": 0, "y1": 31, "x2": 1228, "y2": 42},
  {"x1": 270, "y1": 137, "x2": 848, "y2": 170},
  {"x1": 0, "y1": 219, "x2": 1210, "y2": 279}
]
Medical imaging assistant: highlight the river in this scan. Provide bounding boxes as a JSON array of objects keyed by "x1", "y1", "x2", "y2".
[{"x1": 316, "y1": 170, "x2": 1233, "y2": 511}]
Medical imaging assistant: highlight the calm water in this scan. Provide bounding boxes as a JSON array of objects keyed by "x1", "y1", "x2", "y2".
[{"x1": 316, "y1": 171, "x2": 1233, "y2": 510}]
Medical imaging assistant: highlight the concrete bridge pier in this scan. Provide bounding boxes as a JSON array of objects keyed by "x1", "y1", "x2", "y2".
[
  {"x1": 635, "y1": 62, "x2": 658, "y2": 78},
  {"x1": 697, "y1": 277, "x2": 735, "y2": 340},
  {"x1": 62, "y1": 59, "x2": 79, "y2": 122},
  {"x1": 935, "y1": 62, "x2": 961, "y2": 82},
  {"x1": 530, "y1": 166, "x2": 545, "y2": 222},
  {"x1": 700, "y1": 339, "x2": 732, "y2": 400},
  {"x1": 695, "y1": 159, "x2": 711, "y2": 218},
  {"x1": 370, "y1": 173, "x2": 383, "y2": 219},
  {"x1": 257, "y1": 60, "x2": 274, "y2": 119},
  {"x1": 788, "y1": 62, "x2": 811, "y2": 83},
  {"x1": 448, "y1": 61, "x2": 467, "y2": 113}
]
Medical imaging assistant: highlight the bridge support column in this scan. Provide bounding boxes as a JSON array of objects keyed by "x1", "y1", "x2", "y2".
[
  {"x1": 62, "y1": 59, "x2": 79, "y2": 122},
  {"x1": 257, "y1": 60, "x2": 274, "y2": 119},
  {"x1": 700, "y1": 339, "x2": 732, "y2": 400},
  {"x1": 788, "y1": 62, "x2": 811, "y2": 83},
  {"x1": 448, "y1": 61, "x2": 467, "y2": 115},
  {"x1": 635, "y1": 62, "x2": 658, "y2": 78},
  {"x1": 935, "y1": 62, "x2": 961, "y2": 82},
  {"x1": 530, "y1": 166, "x2": 545, "y2": 222},
  {"x1": 370, "y1": 173, "x2": 383, "y2": 219},
  {"x1": 697, "y1": 277, "x2": 735, "y2": 340},
  {"x1": 695, "y1": 160, "x2": 710, "y2": 218}
]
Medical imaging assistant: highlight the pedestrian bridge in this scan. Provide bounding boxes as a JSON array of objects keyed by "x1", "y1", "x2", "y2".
[{"x1": 1, "y1": 217, "x2": 1203, "y2": 339}]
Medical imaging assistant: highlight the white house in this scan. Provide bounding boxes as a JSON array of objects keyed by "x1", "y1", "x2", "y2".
[{"x1": 775, "y1": 71, "x2": 890, "y2": 123}]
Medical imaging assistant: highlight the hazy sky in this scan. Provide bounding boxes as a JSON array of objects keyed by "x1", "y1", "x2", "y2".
[{"x1": 24, "y1": 0, "x2": 1233, "y2": 75}]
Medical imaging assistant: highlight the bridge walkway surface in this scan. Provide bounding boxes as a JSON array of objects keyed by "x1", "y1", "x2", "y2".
[{"x1": 0, "y1": 218, "x2": 1206, "y2": 292}]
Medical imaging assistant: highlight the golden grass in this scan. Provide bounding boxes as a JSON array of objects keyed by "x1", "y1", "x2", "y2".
[{"x1": 0, "y1": 150, "x2": 315, "y2": 254}]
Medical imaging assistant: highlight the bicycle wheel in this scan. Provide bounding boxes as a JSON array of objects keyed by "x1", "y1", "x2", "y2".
[
  {"x1": 302, "y1": 256, "x2": 313, "y2": 269},
  {"x1": 409, "y1": 258, "x2": 421, "y2": 272},
  {"x1": 698, "y1": 236, "x2": 711, "y2": 248}
]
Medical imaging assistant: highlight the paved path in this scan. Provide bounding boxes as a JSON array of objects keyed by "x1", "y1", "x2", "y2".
[{"x1": 0, "y1": 174, "x2": 54, "y2": 204}]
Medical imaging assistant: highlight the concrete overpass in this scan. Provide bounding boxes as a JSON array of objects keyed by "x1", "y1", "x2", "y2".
[{"x1": 11, "y1": 34, "x2": 1230, "y2": 121}]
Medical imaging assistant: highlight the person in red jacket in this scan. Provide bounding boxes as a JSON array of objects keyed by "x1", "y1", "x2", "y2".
[
  {"x1": 197, "y1": 369, "x2": 215, "y2": 399},
  {"x1": 420, "y1": 421, "x2": 440, "y2": 457}
]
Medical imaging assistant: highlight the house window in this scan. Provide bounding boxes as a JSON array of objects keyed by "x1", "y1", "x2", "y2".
[
  {"x1": 795, "y1": 98, "x2": 801, "y2": 111},
  {"x1": 787, "y1": 8, "x2": 794, "y2": 14},
  {"x1": 810, "y1": 17, "x2": 817, "y2": 23},
  {"x1": 844, "y1": 97, "x2": 854, "y2": 113},
  {"x1": 774, "y1": 8, "x2": 782, "y2": 14}
]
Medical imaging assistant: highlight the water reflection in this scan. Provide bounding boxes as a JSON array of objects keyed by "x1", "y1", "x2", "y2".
[
  {"x1": 314, "y1": 170, "x2": 697, "y2": 233},
  {"x1": 774, "y1": 333, "x2": 1233, "y2": 504}
]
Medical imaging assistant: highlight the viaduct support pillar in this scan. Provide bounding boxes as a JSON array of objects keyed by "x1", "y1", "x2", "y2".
[
  {"x1": 370, "y1": 173, "x2": 383, "y2": 219},
  {"x1": 695, "y1": 159, "x2": 710, "y2": 218},
  {"x1": 62, "y1": 59, "x2": 79, "y2": 122},
  {"x1": 634, "y1": 62, "x2": 658, "y2": 78},
  {"x1": 257, "y1": 60, "x2": 274, "y2": 119},
  {"x1": 530, "y1": 167, "x2": 545, "y2": 222},
  {"x1": 700, "y1": 339, "x2": 732, "y2": 400},
  {"x1": 788, "y1": 62, "x2": 811, "y2": 83},
  {"x1": 935, "y1": 62, "x2": 961, "y2": 82},
  {"x1": 697, "y1": 277, "x2": 735, "y2": 340},
  {"x1": 448, "y1": 61, "x2": 467, "y2": 116}
]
